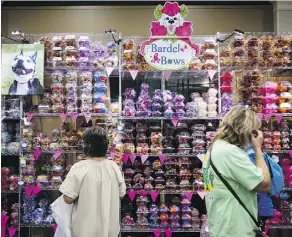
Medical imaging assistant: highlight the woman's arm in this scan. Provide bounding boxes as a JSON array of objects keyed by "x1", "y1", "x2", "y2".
[{"x1": 63, "y1": 195, "x2": 75, "y2": 204}]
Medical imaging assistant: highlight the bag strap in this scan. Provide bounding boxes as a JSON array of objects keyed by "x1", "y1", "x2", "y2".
[{"x1": 209, "y1": 150, "x2": 260, "y2": 228}]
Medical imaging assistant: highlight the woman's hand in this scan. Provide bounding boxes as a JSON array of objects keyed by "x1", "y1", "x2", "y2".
[{"x1": 251, "y1": 130, "x2": 263, "y2": 150}]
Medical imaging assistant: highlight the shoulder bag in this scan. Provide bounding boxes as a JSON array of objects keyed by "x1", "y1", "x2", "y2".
[{"x1": 209, "y1": 150, "x2": 265, "y2": 237}]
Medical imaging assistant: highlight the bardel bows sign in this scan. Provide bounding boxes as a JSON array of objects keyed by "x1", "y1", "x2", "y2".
[{"x1": 140, "y1": 2, "x2": 199, "y2": 70}]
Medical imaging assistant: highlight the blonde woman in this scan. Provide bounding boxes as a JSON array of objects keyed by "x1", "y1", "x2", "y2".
[{"x1": 203, "y1": 106, "x2": 270, "y2": 237}]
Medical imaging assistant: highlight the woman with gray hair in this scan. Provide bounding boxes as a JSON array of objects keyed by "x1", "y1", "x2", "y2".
[{"x1": 203, "y1": 106, "x2": 270, "y2": 237}]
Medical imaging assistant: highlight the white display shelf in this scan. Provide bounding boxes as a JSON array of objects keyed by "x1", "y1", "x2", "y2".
[
  {"x1": 120, "y1": 228, "x2": 200, "y2": 232},
  {"x1": 31, "y1": 113, "x2": 118, "y2": 118},
  {"x1": 120, "y1": 116, "x2": 221, "y2": 120}
]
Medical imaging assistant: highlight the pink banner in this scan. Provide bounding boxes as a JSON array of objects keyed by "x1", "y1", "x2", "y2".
[
  {"x1": 129, "y1": 154, "x2": 136, "y2": 164},
  {"x1": 150, "y1": 191, "x2": 159, "y2": 202},
  {"x1": 84, "y1": 112, "x2": 92, "y2": 123},
  {"x1": 51, "y1": 224, "x2": 57, "y2": 232},
  {"x1": 1, "y1": 215, "x2": 8, "y2": 228},
  {"x1": 53, "y1": 151, "x2": 62, "y2": 160},
  {"x1": 24, "y1": 187, "x2": 33, "y2": 198},
  {"x1": 1, "y1": 215, "x2": 8, "y2": 237},
  {"x1": 163, "y1": 71, "x2": 172, "y2": 81},
  {"x1": 256, "y1": 113, "x2": 263, "y2": 120},
  {"x1": 70, "y1": 112, "x2": 79, "y2": 124},
  {"x1": 127, "y1": 190, "x2": 136, "y2": 202},
  {"x1": 153, "y1": 229, "x2": 161, "y2": 237},
  {"x1": 264, "y1": 113, "x2": 272, "y2": 123},
  {"x1": 140, "y1": 191, "x2": 148, "y2": 196},
  {"x1": 26, "y1": 112, "x2": 34, "y2": 122},
  {"x1": 32, "y1": 186, "x2": 41, "y2": 196},
  {"x1": 197, "y1": 190, "x2": 206, "y2": 200},
  {"x1": 288, "y1": 150, "x2": 292, "y2": 159},
  {"x1": 141, "y1": 155, "x2": 149, "y2": 164},
  {"x1": 129, "y1": 70, "x2": 139, "y2": 80},
  {"x1": 158, "y1": 154, "x2": 167, "y2": 164},
  {"x1": 59, "y1": 113, "x2": 67, "y2": 123},
  {"x1": 32, "y1": 149, "x2": 42, "y2": 160},
  {"x1": 171, "y1": 117, "x2": 179, "y2": 127},
  {"x1": 8, "y1": 227, "x2": 17, "y2": 237},
  {"x1": 275, "y1": 114, "x2": 282, "y2": 124},
  {"x1": 184, "y1": 191, "x2": 193, "y2": 201},
  {"x1": 122, "y1": 154, "x2": 129, "y2": 163},
  {"x1": 165, "y1": 229, "x2": 173, "y2": 237}
]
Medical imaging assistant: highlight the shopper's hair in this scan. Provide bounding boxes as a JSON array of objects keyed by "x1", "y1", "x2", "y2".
[
  {"x1": 82, "y1": 126, "x2": 108, "y2": 157},
  {"x1": 213, "y1": 106, "x2": 261, "y2": 149}
]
